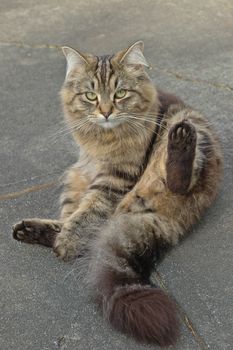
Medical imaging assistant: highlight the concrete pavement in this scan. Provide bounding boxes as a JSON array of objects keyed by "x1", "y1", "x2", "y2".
[{"x1": 0, "y1": 1, "x2": 233, "y2": 349}]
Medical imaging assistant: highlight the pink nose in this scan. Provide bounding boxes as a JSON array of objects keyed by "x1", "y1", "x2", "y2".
[{"x1": 102, "y1": 112, "x2": 111, "y2": 120}]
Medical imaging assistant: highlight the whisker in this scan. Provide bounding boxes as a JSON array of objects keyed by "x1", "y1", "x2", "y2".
[
  {"x1": 53, "y1": 119, "x2": 85, "y2": 133},
  {"x1": 117, "y1": 111, "x2": 167, "y2": 119},
  {"x1": 129, "y1": 119, "x2": 162, "y2": 138},
  {"x1": 126, "y1": 121, "x2": 142, "y2": 138},
  {"x1": 125, "y1": 115, "x2": 168, "y2": 132},
  {"x1": 116, "y1": 111, "x2": 168, "y2": 132},
  {"x1": 51, "y1": 119, "x2": 91, "y2": 143}
]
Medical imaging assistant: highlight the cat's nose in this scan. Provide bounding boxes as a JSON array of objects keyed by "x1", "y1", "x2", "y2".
[{"x1": 102, "y1": 112, "x2": 111, "y2": 120}]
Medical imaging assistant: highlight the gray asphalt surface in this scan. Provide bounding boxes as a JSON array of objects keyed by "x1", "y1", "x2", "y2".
[{"x1": 1, "y1": 1, "x2": 233, "y2": 349}]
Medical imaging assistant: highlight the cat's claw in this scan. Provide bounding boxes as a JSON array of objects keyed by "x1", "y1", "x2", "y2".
[{"x1": 168, "y1": 120, "x2": 196, "y2": 149}]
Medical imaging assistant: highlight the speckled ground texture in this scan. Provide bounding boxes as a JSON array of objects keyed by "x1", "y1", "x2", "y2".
[{"x1": 0, "y1": 1, "x2": 233, "y2": 349}]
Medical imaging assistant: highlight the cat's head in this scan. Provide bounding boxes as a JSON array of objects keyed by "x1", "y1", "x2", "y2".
[{"x1": 61, "y1": 41, "x2": 157, "y2": 134}]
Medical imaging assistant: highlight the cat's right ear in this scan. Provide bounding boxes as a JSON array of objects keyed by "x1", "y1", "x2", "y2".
[{"x1": 62, "y1": 46, "x2": 88, "y2": 78}]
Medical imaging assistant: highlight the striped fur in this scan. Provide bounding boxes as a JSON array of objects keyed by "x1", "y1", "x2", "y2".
[{"x1": 13, "y1": 42, "x2": 223, "y2": 347}]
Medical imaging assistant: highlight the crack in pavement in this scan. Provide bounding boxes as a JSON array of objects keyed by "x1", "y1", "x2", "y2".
[
  {"x1": 0, "y1": 179, "x2": 59, "y2": 201},
  {"x1": 154, "y1": 66, "x2": 233, "y2": 92},
  {"x1": 0, "y1": 40, "x2": 61, "y2": 50},
  {"x1": 1, "y1": 40, "x2": 233, "y2": 93},
  {"x1": 152, "y1": 271, "x2": 209, "y2": 350},
  {"x1": 0, "y1": 171, "x2": 63, "y2": 188}
]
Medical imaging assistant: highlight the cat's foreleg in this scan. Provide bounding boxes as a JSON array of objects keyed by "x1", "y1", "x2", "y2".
[
  {"x1": 12, "y1": 163, "x2": 92, "y2": 248},
  {"x1": 54, "y1": 185, "x2": 124, "y2": 261},
  {"x1": 59, "y1": 162, "x2": 93, "y2": 220}
]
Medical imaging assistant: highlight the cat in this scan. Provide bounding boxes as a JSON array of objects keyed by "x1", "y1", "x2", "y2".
[{"x1": 12, "y1": 41, "x2": 222, "y2": 347}]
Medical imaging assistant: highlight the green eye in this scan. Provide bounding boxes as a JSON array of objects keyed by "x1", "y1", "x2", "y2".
[
  {"x1": 115, "y1": 89, "x2": 126, "y2": 99},
  {"x1": 86, "y1": 92, "x2": 97, "y2": 101}
]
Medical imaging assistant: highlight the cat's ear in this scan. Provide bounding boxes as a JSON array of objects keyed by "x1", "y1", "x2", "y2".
[
  {"x1": 62, "y1": 46, "x2": 89, "y2": 77},
  {"x1": 120, "y1": 41, "x2": 150, "y2": 68}
]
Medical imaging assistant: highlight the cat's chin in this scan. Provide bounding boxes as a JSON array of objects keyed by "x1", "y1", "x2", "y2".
[{"x1": 96, "y1": 120, "x2": 123, "y2": 129}]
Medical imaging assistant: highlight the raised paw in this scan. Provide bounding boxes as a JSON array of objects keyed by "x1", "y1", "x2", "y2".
[
  {"x1": 168, "y1": 120, "x2": 196, "y2": 151},
  {"x1": 12, "y1": 219, "x2": 61, "y2": 247},
  {"x1": 166, "y1": 120, "x2": 197, "y2": 194},
  {"x1": 53, "y1": 228, "x2": 81, "y2": 261}
]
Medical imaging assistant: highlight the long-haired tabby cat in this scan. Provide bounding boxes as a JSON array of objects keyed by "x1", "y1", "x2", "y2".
[{"x1": 13, "y1": 41, "x2": 222, "y2": 347}]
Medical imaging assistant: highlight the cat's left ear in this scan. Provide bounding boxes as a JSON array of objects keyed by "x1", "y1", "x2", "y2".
[
  {"x1": 62, "y1": 46, "x2": 89, "y2": 78},
  {"x1": 120, "y1": 41, "x2": 150, "y2": 68}
]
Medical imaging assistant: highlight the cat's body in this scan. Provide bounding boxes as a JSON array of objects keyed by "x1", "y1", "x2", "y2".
[{"x1": 13, "y1": 42, "x2": 222, "y2": 347}]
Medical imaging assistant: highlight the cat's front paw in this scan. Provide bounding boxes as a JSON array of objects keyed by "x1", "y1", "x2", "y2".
[
  {"x1": 53, "y1": 227, "x2": 80, "y2": 261},
  {"x1": 12, "y1": 218, "x2": 61, "y2": 247}
]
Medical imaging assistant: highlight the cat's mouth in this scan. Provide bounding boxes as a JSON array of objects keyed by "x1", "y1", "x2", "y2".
[{"x1": 94, "y1": 115, "x2": 124, "y2": 129}]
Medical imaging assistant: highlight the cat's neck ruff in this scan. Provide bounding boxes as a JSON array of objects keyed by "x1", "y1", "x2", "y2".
[{"x1": 73, "y1": 118, "x2": 155, "y2": 163}]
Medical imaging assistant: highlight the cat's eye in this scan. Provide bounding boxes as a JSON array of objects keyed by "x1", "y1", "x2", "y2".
[
  {"x1": 86, "y1": 92, "x2": 97, "y2": 101},
  {"x1": 115, "y1": 89, "x2": 126, "y2": 99}
]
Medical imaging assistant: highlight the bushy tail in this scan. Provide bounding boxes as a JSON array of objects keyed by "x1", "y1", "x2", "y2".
[
  {"x1": 99, "y1": 269, "x2": 178, "y2": 346},
  {"x1": 87, "y1": 214, "x2": 180, "y2": 347}
]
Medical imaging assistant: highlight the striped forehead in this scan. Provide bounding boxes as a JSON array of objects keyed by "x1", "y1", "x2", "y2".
[{"x1": 94, "y1": 55, "x2": 115, "y2": 90}]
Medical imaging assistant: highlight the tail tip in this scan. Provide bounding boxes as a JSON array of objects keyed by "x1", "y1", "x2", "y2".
[{"x1": 104, "y1": 284, "x2": 179, "y2": 347}]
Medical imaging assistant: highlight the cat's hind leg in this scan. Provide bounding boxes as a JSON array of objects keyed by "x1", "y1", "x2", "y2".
[
  {"x1": 166, "y1": 119, "x2": 197, "y2": 194},
  {"x1": 163, "y1": 106, "x2": 222, "y2": 196},
  {"x1": 12, "y1": 219, "x2": 62, "y2": 247}
]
